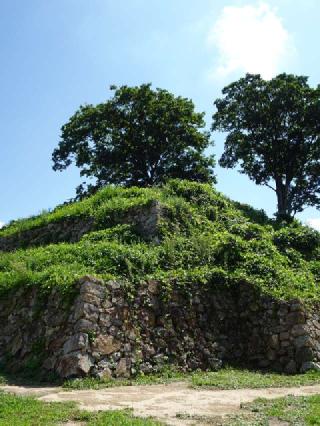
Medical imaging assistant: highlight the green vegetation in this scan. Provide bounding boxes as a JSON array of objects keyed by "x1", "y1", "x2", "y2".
[
  {"x1": 232, "y1": 394, "x2": 320, "y2": 425},
  {"x1": 0, "y1": 179, "x2": 320, "y2": 302},
  {"x1": 2, "y1": 370, "x2": 320, "y2": 425},
  {"x1": 0, "y1": 185, "x2": 159, "y2": 238},
  {"x1": 52, "y1": 83, "x2": 215, "y2": 196},
  {"x1": 63, "y1": 366, "x2": 187, "y2": 390},
  {"x1": 0, "y1": 391, "x2": 161, "y2": 425},
  {"x1": 191, "y1": 367, "x2": 320, "y2": 389},
  {"x1": 62, "y1": 367, "x2": 320, "y2": 391},
  {"x1": 213, "y1": 73, "x2": 320, "y2": 218},
  {"x1": 178, "y1": 394, "x2": 320, "y2": 425}
]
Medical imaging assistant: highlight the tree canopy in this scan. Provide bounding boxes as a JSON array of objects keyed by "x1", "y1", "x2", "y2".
[
  {"x1": 52, "y1": 84, "x2": 215, "y2": 196},
  {"x1": 212, "y1": 73, "x2": 320, "y2": 219}
]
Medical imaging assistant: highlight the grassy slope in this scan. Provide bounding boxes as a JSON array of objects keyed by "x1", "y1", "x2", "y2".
[{"x1": 0, "y1": 179, "x2": 320, "y2": 301}]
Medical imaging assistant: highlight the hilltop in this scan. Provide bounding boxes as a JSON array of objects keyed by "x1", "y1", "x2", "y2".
[{"x1": 0, "y1": 179, "x2": 319, "y2": 302}]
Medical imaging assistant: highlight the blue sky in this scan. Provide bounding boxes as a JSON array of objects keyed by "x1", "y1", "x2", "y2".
[{"x1": 1, "y1": 0, "x2": 320, "y2": 228}]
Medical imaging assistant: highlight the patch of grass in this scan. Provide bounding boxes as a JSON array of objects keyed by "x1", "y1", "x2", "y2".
[
  {"x1": 177, "y1": 394, "x2": 320, "y2": 425},
  {"x1": 0, "y1": 391, "x2": 86, "y2": 426},
  {"x1": 237, "y1": 394, "x2": 320, "y2": 425},
  {"x1": 63, "y1": 367, "x2": 320, "y2": 391},
  {"x1": 0, "y1": 391, "x2": 162, "y2": 425},
  {"x1": 64, "y1": 366, "x2": 187, "y2": 390},
  {"x1": 191, "y1": 367, "x2": 320, "y2": 389},
  {"x1": 88, "y1": 410, "x2": 163, "y2": 425}
]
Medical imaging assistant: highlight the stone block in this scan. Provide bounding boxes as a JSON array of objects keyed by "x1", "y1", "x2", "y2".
[
  {"x1": 300, "y1": 361, "x2": 320, "y2": 373},
  {"x1": 74, "y1": 319, "x2": 98, "y2": 333},
  {"x1": 92, "y1": 335, "x2": 121, "y2": 355},
  {"x1": 287, "y1": 312, "x2": 305, "y2": 325},
  {"x1": 294, "y1": 335, "x2": 312, "y2": 349},
  {"x1": 268, "y1": 334, "x2": 279, "y2": 350},
  {"x1": 291, "y1": 324, "x2": 309, "y2": 337},
  {"x1": 280, "y1": 332, "x2": 290, "y2": 341},
  {"x1": 63, "y1": 333, "x2": 89, "y2": 354},
  {"x1": 73, "y1": 301, "x2": 99, "y2": 322},
  {"x1": 56, "y1": 352, "x2": 93, "y2": 378},
  {"x1": 296, "y1": 346, "x2": 314, "y2": 364},
  {"x1": 284, "y1": 360, "x2": 297, "y2": 374},
  {"x1": 115, "y1": 358, "x2": 130, "y2": 378}
]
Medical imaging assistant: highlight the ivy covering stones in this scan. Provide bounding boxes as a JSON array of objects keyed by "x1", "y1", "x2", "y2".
[{"x1": 0, "y1": 179, "x2": 319, "y2": 302}]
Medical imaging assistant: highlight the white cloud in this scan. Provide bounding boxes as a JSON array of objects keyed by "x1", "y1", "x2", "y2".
[
  {"x1": 0, "y1": 221, "x2": 4, "y2": 229},
  {"x1": 306, "y1": 218, "x2": 320, "y2": 231},
  {"x1": 208, "y1": 2, "x2": 295, "y2": 79}
]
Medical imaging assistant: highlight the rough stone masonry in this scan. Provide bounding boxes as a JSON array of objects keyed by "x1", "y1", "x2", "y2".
[{"x1": 1, "y1": 276, "x2": 320, "y2": 379}]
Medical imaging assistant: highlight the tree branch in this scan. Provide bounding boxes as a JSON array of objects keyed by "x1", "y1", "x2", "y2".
[{"x1": 264, "y1": 182, "x2": 276, "y2": 192}]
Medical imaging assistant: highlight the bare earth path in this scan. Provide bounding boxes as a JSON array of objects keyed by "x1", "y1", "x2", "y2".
[{"x1": 2, "y1": 382, "x2": 320, "y2": 425}]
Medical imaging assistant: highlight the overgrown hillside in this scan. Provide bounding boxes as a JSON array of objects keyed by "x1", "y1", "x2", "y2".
[{"x1": 0, "y1": 179, "x2": 319, "y2": 302}]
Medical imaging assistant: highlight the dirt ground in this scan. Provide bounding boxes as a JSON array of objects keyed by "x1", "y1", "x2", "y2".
[{"x1": 2, "y1": 382, "x2": 320, "y2": 425}]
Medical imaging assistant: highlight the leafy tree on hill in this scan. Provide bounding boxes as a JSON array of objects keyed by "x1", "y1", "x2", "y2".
[
  {"x1": 212, "y1": 73, "x2": 320, "y2": 219},
  {"x1": 52, "y1": 84, "x2": 215, "y2": 197}
]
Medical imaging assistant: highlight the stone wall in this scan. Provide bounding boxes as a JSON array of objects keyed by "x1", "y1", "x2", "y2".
[
  {"x1": 0, "y1": 201, "x2": 162, "y2": 252},
  {"x1": 237, "y1": 286, "x2": 320, "y2": 374},
  {"x1": 1, "y1": 276, "x2": 320, "y2": 379},
  {"x1": 0, "y1": 217, "x2": 94, "y2": 252}
]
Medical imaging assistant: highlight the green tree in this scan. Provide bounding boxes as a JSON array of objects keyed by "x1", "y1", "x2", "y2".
[
  {"x1": 212, "y1": 73, "x2": 320, "y2": 219},
  {"x1": 53, "y1": 84, "x2": 215, "y2": 196}
]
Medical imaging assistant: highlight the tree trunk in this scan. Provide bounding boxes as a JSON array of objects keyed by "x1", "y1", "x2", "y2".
[{"x1": 275, "y1": 179, "x2": 292, "y2": 219}]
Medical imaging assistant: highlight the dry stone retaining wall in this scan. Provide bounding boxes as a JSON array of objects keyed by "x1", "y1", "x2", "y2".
[
  {"x1": 0, "y1": 217, "x2": 94, "y2": 252},
  {"x1": 1, "y1": 276, "x2": 320, "y2": 379},
  {"x1": 237, "y1": 287, "x2": 320, "y2": 374},
  {"x1": 0, "y1": 200, "x2": 162, "y2": 252}
]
